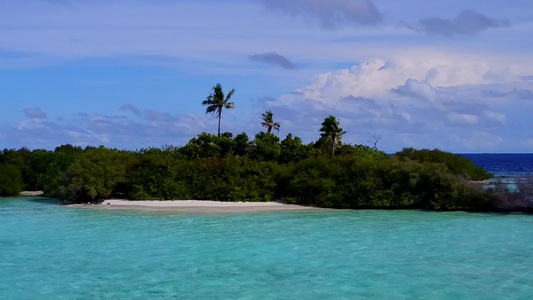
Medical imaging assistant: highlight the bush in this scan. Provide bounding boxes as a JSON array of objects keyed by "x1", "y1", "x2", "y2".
[
  {"x1": 250, "y1": 132, "x2": 281, "y2": 162},
  {"x1": 394, "y1": 148, "x2": 493, "y2": 181},
  {"x1": 277, "y1": 157, "x2": 493, "y2": 211},
  {"x1": 0, "y1": 148, "x2": 34, "y2": 190},
  {"x1": 128, "y1": 157, "x2": 277, "y2": 202},
  {"x1": 0, "y1": 163, "x2": 23, "y2": 196},
  {"x1": 59, "y1": 147, "x2": 138, "y2": 204},
  {"x1": 31, "y1": 150, "x2": 76, "y2": 197}
]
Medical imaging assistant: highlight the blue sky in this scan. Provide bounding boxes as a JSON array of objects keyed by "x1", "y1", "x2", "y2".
[{"x1": 1, "y1": 0, "x2": 533, "y2": 153}]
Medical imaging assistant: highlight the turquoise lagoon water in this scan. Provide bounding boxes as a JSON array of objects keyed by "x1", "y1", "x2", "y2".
[{"x1": 1, "y1": 198, "x2": 532, "y2": 299}]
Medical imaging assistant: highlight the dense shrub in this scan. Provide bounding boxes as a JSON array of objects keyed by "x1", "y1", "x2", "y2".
[
  {"x1": 129, "y1": 156, "x2": 277, "y2": 202},
  {"x1": 59, "y1": 147, "x2": 138, "y2": 204},
  {"x1": 250, "y1": 132, "x2": 281, "y2": 162},
  {"x1": 31, "y1": 150, "x2": 76, "y2": 197},
  {"x1": 0, "y1": 148, "x2": 34, "y2": 190},
  {"x1": 394, "y1": 148, "x2": 493, "y2": 181},
  {"x1": 277, "y1": 157, "x2": 493, "y2": 211},
  {"x1": 0, "y1": 163, "x2": 23, "y2": 196}
]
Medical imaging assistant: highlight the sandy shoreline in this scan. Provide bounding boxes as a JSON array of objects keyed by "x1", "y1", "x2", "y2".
[
  {"x1": 70, "y1": 199, "x2": 322, "y2": 214},
  {"x1": 20, "y1": 191, "x2": 44, "y2": 196}
]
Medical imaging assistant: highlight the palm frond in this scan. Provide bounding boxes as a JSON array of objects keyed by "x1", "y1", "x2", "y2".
[
  {"x1": 225, "y1": 89, "x2": 235, "y2": 101},
  {"x1": 205, "y1": 105, "x2": 220, "y2": 115}
]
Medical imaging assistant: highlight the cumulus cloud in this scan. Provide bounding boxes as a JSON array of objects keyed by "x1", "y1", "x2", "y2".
[
  {"x1": 419, "y1": 10, "x2": 508, "y2": 36},
  {"x1": 23, "y1": 108, "x2": 47, "y2": 119},
  {"x1": 260, "y1": 0, "x2": 382, "y2": 27},
  {"x1": 250, "y1": 52, "x2": 297, "y2": 69},
  {"x1": 391, "y1": 79, "x2": 437, "y2": 100},
  {"x1": 261, "y1": 55, "x2": 533, "y2": 151}
]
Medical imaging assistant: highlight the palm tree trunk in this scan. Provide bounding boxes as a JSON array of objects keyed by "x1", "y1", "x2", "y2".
[
  {"x1": 332, "y1": 134, "x2": 335, "y2": 156},
  {"x1": 267, "y1": 127, "x2": 271, "y2": 134},
  {"x1": 217, "y1": 110, "x2": 221, "y2": 136}
]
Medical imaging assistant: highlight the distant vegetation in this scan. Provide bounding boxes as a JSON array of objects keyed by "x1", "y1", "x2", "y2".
[{"x1": 0, "y1": 84, "x2": 529, "y2": 212}]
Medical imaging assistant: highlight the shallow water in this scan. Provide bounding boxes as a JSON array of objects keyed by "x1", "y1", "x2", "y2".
[{"x1": 1, "y1": 198, "x2": 532, "y2": 299}]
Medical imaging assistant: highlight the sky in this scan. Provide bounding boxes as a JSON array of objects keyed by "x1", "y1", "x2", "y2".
[{"x1": 1, "y1": 0, "x2": 533, "y2": 153}]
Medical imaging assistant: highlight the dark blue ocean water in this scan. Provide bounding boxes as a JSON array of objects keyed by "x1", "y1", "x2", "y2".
[{"x1": 462, "y1": 154, "x2": 533, "y2": 176}]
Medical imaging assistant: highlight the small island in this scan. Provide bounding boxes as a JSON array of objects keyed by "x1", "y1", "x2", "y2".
[
  {"x1": 2, "y1": 128, "x2": 531, "y2": 213},
  {"x1": 1, "y1": 85, "x2": 532, "y2": 213}
]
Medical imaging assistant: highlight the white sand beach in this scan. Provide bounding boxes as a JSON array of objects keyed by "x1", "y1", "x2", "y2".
[
  {"x1": 20, "y1": 191, "x2": 44, "y2": 196},
  {"x1": 71, "y1": 199, "x2": 322, "y2": 214}
]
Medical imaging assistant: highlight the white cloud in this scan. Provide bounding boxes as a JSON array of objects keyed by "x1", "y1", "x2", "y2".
[
  {"x1": 392, "y1": 79, "x2": 437, "y2": 100},
  {"x1": 262, "y1": 54, "x2": 533, "y2": 151},
  {"x1": 448, "y1": 113, "x2": 479, "y2": 125},
  {"x1": 483, "y1": 110, "x2": 507, "y2": 125},
  {"x1": 450, "y1": 132, "x2": 504, "y2": 150},
  {"x1": 14, "y1": 119, "x2": 46, "y2": 131},
  {"x1": 272, "y1": 54, "x2": 529, "y2": 111}
]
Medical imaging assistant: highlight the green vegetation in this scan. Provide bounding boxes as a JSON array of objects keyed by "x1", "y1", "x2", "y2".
[
  {"x1": 202, "y1": 83, "x2": 235, "y2": 136},
  {"x1": 59, "y1": 147, "x2": 136, "y2": 204},
  {"x1": 394, "y1": 148, "x2": 494, "y2": 181},
  {"x1": 0, "y1": 163, "x2": 23, "y2": 196},
  {"x1": 129, "y1": 157, "x2": 277, "y2": 202},
  {"x1": 276, "y1": 157, "x2": 493, "y2": 211},
  {"x1": 1, "y1": 131, "x2": 514, "y2": 211},
  {"x1": 319, "y1": 115, "x2": 346, "y2": 156},
  {"x1": 261, "y1": 110, "x2": 280, "y2": 134},
  {"x1": 1, "y1": 99, "x2": 527, "y2": 212}
]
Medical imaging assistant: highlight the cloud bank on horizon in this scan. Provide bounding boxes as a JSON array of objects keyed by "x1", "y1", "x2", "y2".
[{"x1": 0, "y1": 0, "x2": 532, "y2": 153}]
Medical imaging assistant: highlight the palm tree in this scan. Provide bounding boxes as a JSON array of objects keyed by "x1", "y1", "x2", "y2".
[
  {"x1": 319, "y1": 115, "x2": 346, "y2": 156},
  {"x1": 261, "y1": 110, "x2": 280, "y2": 134},
  {"x1": 202, "y1": 83, "x2": 235, "y2": 136}
]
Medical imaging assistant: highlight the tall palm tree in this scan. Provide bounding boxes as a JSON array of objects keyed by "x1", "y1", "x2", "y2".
[
  {"x1": 261, "y1": 110, "x2": 280, "y2": 134},
  {"x1": 319, "y1": 115, "x2": 346, "y2": 156},
  {"x1": 202, "y1": 83, "x2": 235, "y2": 136}
]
